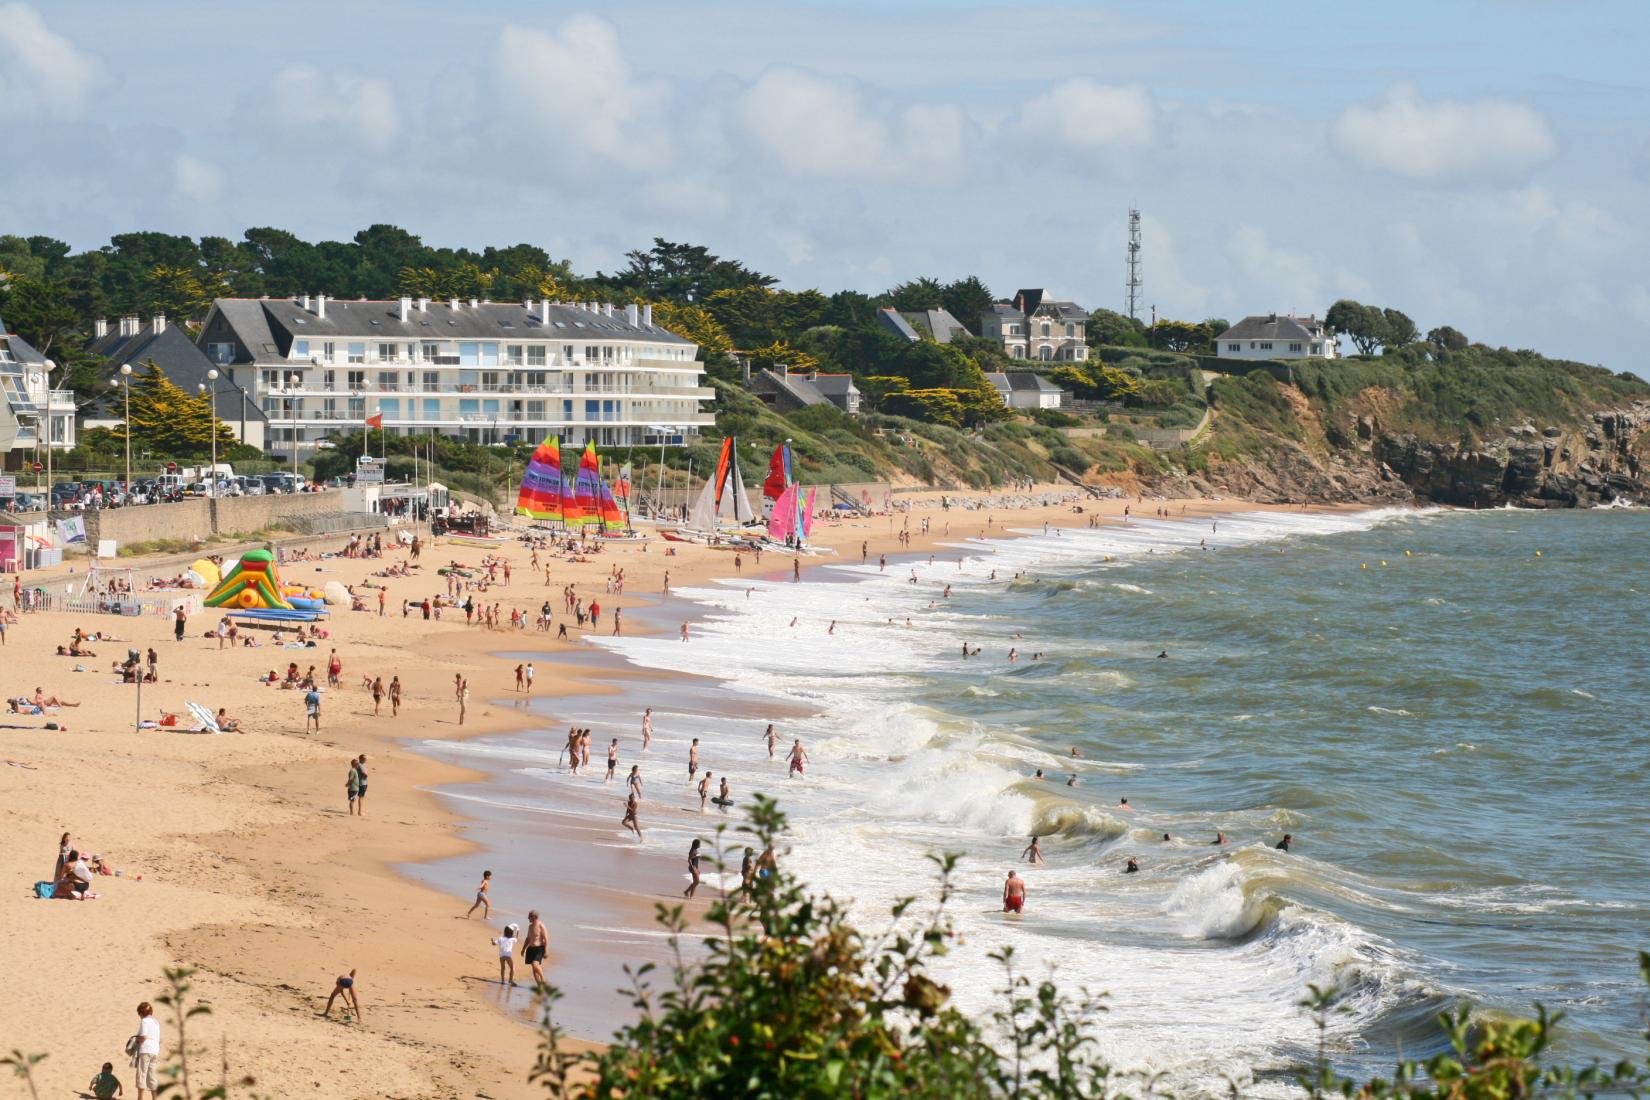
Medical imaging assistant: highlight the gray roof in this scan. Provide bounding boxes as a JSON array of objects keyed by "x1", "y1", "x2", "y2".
[
  {"x1": 206, "y1": 297, "x2": 691, "y2": 362},
  {"x1": 806, "y1": 373, "x2": 860, "y2": 397},
  {"x1": 0, "y1": 314, "x2": 47, "y2": 423},
  {"x1": 875, "y1": 307, "x2": 921, "y2": 342},
  {"x1": 86, "y1": 321, "x2": 266, "y2": 424},
  {"x1": 984, "y1": 303, "x2": 1021, "y2": 317},
  {"x1": 904, "y1": 308, "x2": 969, "y2": 344},
  {"x1": 1217, "y1": 314, "x2": 1327, "y2": 342},
  {"x1": 992, "y1": 295, "x2": 1088, "y2": 321},
  {"x1": 986, "y1": 371, "x2": 1064, "y2": 393}
]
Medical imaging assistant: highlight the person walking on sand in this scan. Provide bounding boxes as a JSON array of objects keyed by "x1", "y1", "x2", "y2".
[
  {"x1": 762, "y1": 722, "x2": 778, "y2": 758},
  {"x1": 697, "y1": 770, "x2": 711, "y2": 811},
  {"x1": 606, "y1": 738, "x2": 619, "y2": 781},
  {"x1": 493, "y1": 923, "x2": 519, "y2": 986},
  {"x1": 353, "y1": 755, "x2": 369, "y2": 816},
  {"x1": 370, "y1": 676, "x2": 384, "y2": 715},
  {"x1": 467, "y1": 870, "x2": 492, "y2": 918},
  {"x1": 684, "y1": 838, "x2": 703, "y2": 898},
  {"x1": 642, "y1": 708, "x2": 653, "y2": 750},
  {"x1": 525, "y1": 662, "x2": 534, "y2": 694},
  {"x1": 304, "y1": 685, "x2": 321, "y2": 733},
  {"x1": 173, "y1": 605, "x2": 187, "y2": 643},
  {"x1": 522, "y1": 910, "x2": 548, "y2": 984},
  {"x1": 132, "y1": 1001, "x2": 161, "y2": 1099},
  {"x1": 793, "y1": 558, "x2": 801, "y2": 582},
  {"x1": 389, "y1": 675, "x2": 402, "y2": 717},
  {"x1": 787, "y1": 739, "x2": 809, "y2": 778},
  {"x1": 1003, "y1": 870, "x2": 1026, "y2": 914},
  {"x1": 1021, "y1": 836, "x2": 1045, "y2": 865},
  {"x1": 347, "y1": 757, "x2": 361, "y2": 815},
  {"x1": 622, "y1": 790, "x2": 644, "y2": 841},
  {"x1": 515, "y1": 664, "x2": 524, "y2": 692},
  {"x1": 612, "y1": 607, "x2": 622, "y2": 635},
  {"x1": 457, "y1": 680, "x2": 468, "y2": 725},
  {"x1": 321, "y1": 970, "x2": 362, "y2": 1020},
  {"x1": 328, "y1": 649, "x2": 342, "y2": 688}
]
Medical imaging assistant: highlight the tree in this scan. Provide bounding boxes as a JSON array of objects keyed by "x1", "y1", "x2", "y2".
[
  {"x1": 881, "y1": 388, "x2": 966, "y2": 427},
  {"x1": 1326, "y1": 298, "x2": 1389, "y2": 355},
  {"x1": 856, "y1": 375, "x2": 912, "y2": 411},
  {"x1": 1085, "y1": 308, "x2": 1148, "y2": 348},
  {"x1": 0, "y1": 276, "x2": 80, "y2": 357},
  {"x1": 141, "y1": 264, "x2": 212, "y2": 320},
  {"x1": 1382, "y1": 308, "x2": 1418, "y2": 348},
  {"x1": 745, "y1": 340, "x2": 820, "y2": 376},
  {"x1": 117, "y1": 360, "x2": 235, "y2": 457},
  {"x1": 1149, "y1": 319, "x2": 1212, "y2": 353},
  {"x1": 1050, "y1": 363, "x2": 1141, "y2": 402},
  {"x1": 954, "y1": 383, "x2": 1010, "y2": 427},
  {"x1": 940, "y1": 276, "x2": 994, "y2": 335},
  {"x1": 896, "y1": 342, "x2": 988, "y2": 390},
  {"x1": 888, "y1": 277, "x2": 945, "y2": 312},
  {"x1": 1427, "y1": 325, "x2": 1470, "y2": 351},
  {"x1": 602, "y1": 239, "x2": 774, "y2": 303}
]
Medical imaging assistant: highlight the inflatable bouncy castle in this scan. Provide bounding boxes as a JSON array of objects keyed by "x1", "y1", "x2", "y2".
[{"x1": 204, "y1": 550, "x2": 329, "y2": 620}]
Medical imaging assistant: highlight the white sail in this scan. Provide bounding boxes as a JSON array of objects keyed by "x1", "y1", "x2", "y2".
[
  {"x1": 686, "y1": 476, "x2": 720, "y2": 534},
  {"x1": 728, "y1": 449, "x2": 757, "y2": 524}
]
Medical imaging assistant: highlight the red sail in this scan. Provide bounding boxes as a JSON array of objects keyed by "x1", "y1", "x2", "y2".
[
  {"x1": 763, "y1": 443, "x2": 787, "y2": 501},
  {"x1": 712, "y1": 437, "x2": 733, "y2": 508}
]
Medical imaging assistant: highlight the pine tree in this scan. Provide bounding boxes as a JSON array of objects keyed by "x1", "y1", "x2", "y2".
[{"x1": 117, "y1": 360, "x2": 234, "y2": 458}]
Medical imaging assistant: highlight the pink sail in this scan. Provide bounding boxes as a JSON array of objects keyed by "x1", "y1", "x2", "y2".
[
  {"x1": 802, "y1": 488, "x2": 817, "y2": 537},
  {"x1": 767, "y1": 483, "x2": 798, "y2": 543}
]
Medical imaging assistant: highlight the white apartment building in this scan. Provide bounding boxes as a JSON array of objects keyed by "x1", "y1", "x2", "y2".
[
  {"x1": 1, "y1": 311, "x2": 77, "y2": 462},
  {"x1": 195, "y1": 295, "x2": 714, "y2": 456}
]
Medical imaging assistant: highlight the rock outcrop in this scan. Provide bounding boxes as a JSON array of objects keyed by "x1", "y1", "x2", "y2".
[{"x1": 1167, "y1": 398, "x2": 1650, "y2": 509}]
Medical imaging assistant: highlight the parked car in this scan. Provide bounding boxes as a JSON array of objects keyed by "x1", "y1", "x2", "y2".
[
  {"x1": 237, "y1": 476, "x2": 266, "y2": 496},
  {"x1": 50, "y1": 482, "x2": 83, "y2": 506}
]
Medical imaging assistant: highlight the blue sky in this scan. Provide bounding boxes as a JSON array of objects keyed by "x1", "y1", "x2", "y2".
[{"x1": 1, "y1": 0, "x2": 1646, "y2": 368}]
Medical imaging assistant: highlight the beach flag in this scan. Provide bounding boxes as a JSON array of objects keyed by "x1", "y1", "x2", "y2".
[{"x1": 365, "y1": 412, "x2": 383, "y2": 429}]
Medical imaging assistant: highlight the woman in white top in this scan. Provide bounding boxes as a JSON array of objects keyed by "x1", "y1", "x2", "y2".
[{"x1": 493, "y1": 923, "x2": 518, "y2": 986}]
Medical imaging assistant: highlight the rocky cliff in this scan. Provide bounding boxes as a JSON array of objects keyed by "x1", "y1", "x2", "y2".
[{"x1": 1155, "y1": 355, "x2": 1650, "y2": 508}]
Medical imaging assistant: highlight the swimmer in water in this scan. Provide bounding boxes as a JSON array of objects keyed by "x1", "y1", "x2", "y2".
[
  {"x1": 1066, "y1": 774, "x2": 1077, "y2": 787},
  {"x1": 1162, "y1": 833, "x2": 1172, "y2": 842},
  {"x1": 1212, "y1": 831, "x2": 1229, "y2": 845},
  {"x1": 1276, "y1": 834, "x2": 1293, "y2": 852},
  {"x1": 1124, "y1": 857, "x2": 1140, "y2": 874},
  {"x1": 1156, "y1": 650, "x2": 1168, "y2": 659},
  {"x1": 1117, "y1": 797, "x2": 1134, "y2": 811},
  {"x1": 1021, "y1": 836, "x2": 1045, "y2": 865}
]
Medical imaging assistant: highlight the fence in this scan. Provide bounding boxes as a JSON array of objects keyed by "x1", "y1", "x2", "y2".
[{"x1": 16, "y1": 588, "x2": 201, "y2": 618}]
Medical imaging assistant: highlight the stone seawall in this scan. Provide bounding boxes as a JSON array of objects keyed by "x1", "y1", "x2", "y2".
[{"x1": 82, "y1": 491, "x2": 359, "y2": 549}]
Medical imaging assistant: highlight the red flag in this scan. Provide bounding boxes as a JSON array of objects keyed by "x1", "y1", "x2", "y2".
[{"x1": 365, "y1": 413, "x2": 383, "y2": 429}]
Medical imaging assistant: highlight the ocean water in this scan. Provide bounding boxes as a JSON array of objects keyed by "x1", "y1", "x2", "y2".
[{"x1": 424, "y1": 506, "x2": 1650, "y2": 1093}]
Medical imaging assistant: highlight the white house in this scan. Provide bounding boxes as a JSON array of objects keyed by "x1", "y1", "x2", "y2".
[
  {"x1": 985, "y1": 371, "x2": 1066, "y2": 409},
  {"x1": 1215, "y1": 314, "x2": 1337, "y2": 360},
  {"x1": 195, "y1": 295, "x2": 715, "y2": 457},
  {"x1": 0, "y1": 310, "x2": 77, "y2": 461}
]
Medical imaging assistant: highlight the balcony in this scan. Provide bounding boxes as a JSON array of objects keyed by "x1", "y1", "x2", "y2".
[{"x1": 264, "y1": 381, "x2": 713, "y2": 399}]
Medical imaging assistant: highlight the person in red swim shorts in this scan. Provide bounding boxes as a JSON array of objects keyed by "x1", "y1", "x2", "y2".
[{"x1": 1003, "y1": 870, "x2": 1026, "y2": 914}]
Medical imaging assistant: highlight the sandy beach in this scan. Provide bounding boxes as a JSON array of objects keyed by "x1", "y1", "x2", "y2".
[{"x1": 1, "y1": 485, "x2": 1333, "y2": 1098}]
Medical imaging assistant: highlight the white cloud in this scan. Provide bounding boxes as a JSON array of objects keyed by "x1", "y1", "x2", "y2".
[
  {"x1": 495, "y1": 16, "x2": 669, "y2": 170},
  {"x1": 1019, "y1": 78, "x2": 1154, "y2": 155},
  {"x1": 1331, "y1": 84, "x2": 1557, "y2": 184},
  {"x1": 172, "y1": 154, "x2": 223, "y2": 204},
  {"x1": 262, "y1": 64, "x2": 399, "y2": 153},
  {"x1": 1224, "y1": 226, "x2": 1324, "y2": 315},
  {"x1": 0, "y1": 2, "x2": 103, "y2": 119},
  {"x1": 738, "y1": 67, "x2": 965, "y2": 182}
]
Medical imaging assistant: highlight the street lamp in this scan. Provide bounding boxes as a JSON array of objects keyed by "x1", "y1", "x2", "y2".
[
  {"x1": 115, "y1": 363, "x2": 133, "y2": 488},
  {"x1": 41, "y1": 359, "x2": 57, "y2": 500},
  {"x1": 197, "y1": 368, "x2": 221, "y2": 498}
]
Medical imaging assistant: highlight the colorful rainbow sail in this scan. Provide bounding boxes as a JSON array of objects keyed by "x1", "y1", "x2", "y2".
[
  {"x1": 761, "y1": 442, "x2": 808, "y2": 546},
  {"x1": 515, "y1": 437, "x2": 564, "y2": 522}
]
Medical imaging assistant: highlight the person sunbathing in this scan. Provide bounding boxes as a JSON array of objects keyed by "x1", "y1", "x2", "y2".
[{"x1": 34, "y1": 689, "x2": 78, "y2": 707}]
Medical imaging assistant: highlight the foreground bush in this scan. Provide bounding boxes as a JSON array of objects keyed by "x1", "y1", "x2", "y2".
[{"x1": 530, "y1": 797, "x2": 1650, "y2": 1099}]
